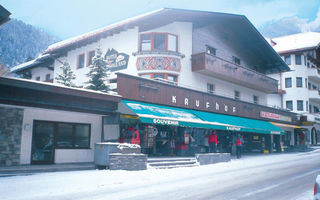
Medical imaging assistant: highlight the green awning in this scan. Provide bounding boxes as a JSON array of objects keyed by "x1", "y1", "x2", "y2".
[
  {"x1": 122, "y1": 100, "x2": 284, "y2": 135},
  {"x1": 193, "y1": 110, "x2": 284, "y2": 135},
  {"x1": 122, "y1": 100, "x2": 236, "y2": 129}
]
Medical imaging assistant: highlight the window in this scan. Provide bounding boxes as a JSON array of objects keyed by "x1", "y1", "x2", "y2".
[
  {"x1": 45, "y1": 74, "x2": 50, "y2": 81},
  {"x1": 87, "y1": 50, "x2": 95, "y2": 66},
  {"x1": 296, "y1": 77, "x2": 302, "y2": 87},
  {"x1": 304, "y1": 55, "x2": 306, "y2": 65},
  {"x1": 286, "y1": 100, "x2": 293, "y2": 111},
  {"x1": 313, "y1": 85, "x2": 317, "y2": 90},
  {"x1": 56, "y1": 122, "x2": 90, "y2": 149},
  {"x1": 310, "y1": 104, "x2": 312, "y2": 113},
  {"x1": 36, "y1": 76, "x2": 40, "y2": 81},
  {"x1": 284, "y1": 55, "x2": 291, "y2": 65},
  {"x1": 308, "y1": 82, "x2": 311, "y2": 89},
  {"x1": 295, "y1": 55, "x2": 301, "y2": 65},
  {"x1": 168, "y1": 34, "x2": 177, "y2": 52},
  {"x1": 140, "y1": 74, "x2": 151, "y2": 79},
  {"x1": 77, "y1": 54, "x2": 85, "y2": 69},
  {"x1": 297, "y1": 100, "x2": 303, "y2": 111},
  {"x1": 167, "y1": 75, "x2": 177, "y2": 85},
  {"x1": 153, "y1": 74, "x2": 165, "y2": 80},
  {"x1": 206, "y1": 45, "x2": 216, "y2": 56},
  {"x1": 232, "y1": 56, "x2": 240, "y2": 65},
  {"x1": 285, "y1": 78, "x2": 292, "y2": 88},
  {"x1": 141, "y1": 34, "x2": 151, "y2": 51},
  {"x1": 253, "y1": 95, "x2": 259, "y2": 104},
  {"x1": 140, "y1": 73, "x2": 178, "y2": 85},
  {"x1": 305, "y1": 78, "x2": 308, "y2": 88},
  {"x1": 306, "y1": 101, "x2": 309, "y2": 112},
  {"x1": 234, "y1": 90, "x2": 240, "y2": 100},
  {"x1": 314, "y1": 106, "x2": 319, "y2": 113},
  {"x1": 153, "y1": 33, "x2": 166, "y2": 51},
  {"x1": 207, "y1": 83, "x2": 215, "y2": 94},
  {"x1": 139, "y1": 33, "x2": 178, "y2": 52}
]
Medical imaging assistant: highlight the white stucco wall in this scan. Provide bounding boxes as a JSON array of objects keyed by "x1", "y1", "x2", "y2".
[
  {"x1": 49, "y1": 21, "x2": 269, "y2": 106},
  {"x1": 31, "y1": 67, "x2": 53, "y2": 81},
  {"x1": 54, "y1": 27, "x2": 139, "y2": 87},
  {"x1": 19, "y1": 106, "x2": 103, "y2": 164}
]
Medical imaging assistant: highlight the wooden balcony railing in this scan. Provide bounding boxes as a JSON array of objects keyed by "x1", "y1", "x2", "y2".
[{"x1": 192, "y1": 53, "x2": 278, "y2": 93}]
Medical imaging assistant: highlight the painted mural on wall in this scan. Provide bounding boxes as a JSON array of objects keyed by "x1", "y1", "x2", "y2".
[
  {"x1": 136, "y1": 57, "x2": 181, "y2": 72},
  {"x1": 104, "y1": 48, "x2": 129, "y2": 72}
]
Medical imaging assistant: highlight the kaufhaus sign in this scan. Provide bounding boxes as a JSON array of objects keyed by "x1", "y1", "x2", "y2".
[{"x1": 117, "y1": 73, "x2": 298, "y2": 124}]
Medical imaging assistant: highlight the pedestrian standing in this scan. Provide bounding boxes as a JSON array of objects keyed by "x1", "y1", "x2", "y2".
[
  {"x1": 208, "y1": 131, "x2": 218, "y2": 153},
  {"x1": 236, "y1": 135, "x2": 242, "y2": 159}
]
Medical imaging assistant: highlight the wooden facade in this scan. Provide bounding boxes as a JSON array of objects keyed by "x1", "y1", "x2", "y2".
[
  {"x1": 191, "y1": 53, "x2": 278, "y2": 93},
  {"x1": 117, "y1": 73, "x2": 298, "y2": 124}
]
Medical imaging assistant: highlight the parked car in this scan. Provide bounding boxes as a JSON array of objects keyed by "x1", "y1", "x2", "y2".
[{"x1": 314, "y1": 175, "x2": 320, "y2": 200}]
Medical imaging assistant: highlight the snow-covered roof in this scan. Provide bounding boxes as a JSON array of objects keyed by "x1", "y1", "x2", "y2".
[
  {"x1": 272, "y1": 32, "x2": 320, "y2": 54},
  {"x1": 1, "y1": 75, "x2": 121, "y2": 98},
  {"x1": 10, "y1": 54, "x2": 52, "y2": 73},
  {"x1": 45, "y1": 8, "x2": 165, "y2": 53}
]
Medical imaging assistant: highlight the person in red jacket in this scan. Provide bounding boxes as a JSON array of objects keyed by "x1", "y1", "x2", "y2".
[
  {"x1": 236, "y1": 135, "x2": 242, "y2": 159},
  {"x1": 208, "y1": 131, "x2": 218, "y2": 153}
]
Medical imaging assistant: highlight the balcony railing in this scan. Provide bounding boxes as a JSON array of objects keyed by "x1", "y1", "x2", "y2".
[
  {"x1": 307, "y1": 67, "x2": 320, "y2": 81},
  {"x1": 309, "y1": 89, "x2": 320, "y2": 101},
  {"x1": 192, "y1": 53, "x2": 278, "y2": 93}
]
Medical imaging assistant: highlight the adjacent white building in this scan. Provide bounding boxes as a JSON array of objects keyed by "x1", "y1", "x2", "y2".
[{"x1": 267, "y1": 32, "x2": 320, "y2": 145}]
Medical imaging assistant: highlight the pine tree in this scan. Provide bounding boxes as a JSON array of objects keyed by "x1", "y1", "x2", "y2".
[
  {"x1": 55, "y1": 61, "x2": 76, "y2": 87},
  {"x1": 86, "y1": 47, "x2": 110, "y2": 92}
]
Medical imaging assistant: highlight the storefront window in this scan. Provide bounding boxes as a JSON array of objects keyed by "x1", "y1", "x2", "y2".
[
  {"x1": 75, "y1": 125, "x2": 90, "y2": 148},
  {"x1": 57, "y1": 124, "x2": 73, "y2": 148},
  {"x1": 56, "y1": 123, "x2": 91, "y2": 149}
]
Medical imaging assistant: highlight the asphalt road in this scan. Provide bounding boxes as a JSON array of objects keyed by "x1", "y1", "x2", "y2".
[
  {"x1": 127, "y1": 151, "x2": 320, "y2": 200},
  {"x1": 1, "y1": 150, "x2": 320, "y2": 200}
]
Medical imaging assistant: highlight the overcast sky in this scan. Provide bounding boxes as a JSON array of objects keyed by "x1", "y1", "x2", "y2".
[{"x1": 1, "y1": 0, "x2": 320, "y2": 39}]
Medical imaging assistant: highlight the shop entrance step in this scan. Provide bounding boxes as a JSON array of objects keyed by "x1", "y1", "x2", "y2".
[{"x1": 147, "y1": 157, "x2": 198, "y2": 169}]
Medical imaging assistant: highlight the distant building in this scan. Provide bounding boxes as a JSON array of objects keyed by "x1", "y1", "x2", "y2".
[{"x1": 268, "y1": 32, "x2": 320, "y2": 146}]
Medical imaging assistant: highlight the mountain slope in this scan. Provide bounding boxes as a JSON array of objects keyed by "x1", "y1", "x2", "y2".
[{"x1": 0, "y1": 19, "x2": 58, "y2": 68}]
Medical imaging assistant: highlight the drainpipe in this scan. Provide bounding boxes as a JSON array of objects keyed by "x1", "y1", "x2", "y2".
[{"x1": 280, "y1": 72, "x2": 284, "y2": 109}]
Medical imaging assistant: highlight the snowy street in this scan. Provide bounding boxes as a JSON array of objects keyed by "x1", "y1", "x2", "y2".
[{"x1": 1, "y1": 149, "x2": 320, "y2": 200}]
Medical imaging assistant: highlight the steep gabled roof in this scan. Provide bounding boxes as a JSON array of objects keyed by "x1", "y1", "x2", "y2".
[
  {"x1": 20, "y1": 8, "x2": 290, "y2": 73},
  {"x1": 272, "y1": 32, "x2": 320, "y2": 54}
]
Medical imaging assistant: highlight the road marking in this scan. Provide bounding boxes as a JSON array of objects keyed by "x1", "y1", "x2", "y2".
[{"x1": 239, "y1": 168, "x2": 320, "y2": 198}]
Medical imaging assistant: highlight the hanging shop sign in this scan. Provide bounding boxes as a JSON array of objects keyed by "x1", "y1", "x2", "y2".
[
  {"x1": 153, "y1": 118, "x2": 179, "y2": 126},
  {"x1": 105, "y1": 48, "x2": 129, "y2": 72},
  {"x1": 260, "y1": 111, "x2": 292, "y2": 122}
]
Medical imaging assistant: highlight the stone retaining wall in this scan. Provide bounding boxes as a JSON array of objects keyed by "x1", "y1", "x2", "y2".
[
  {"x1": 0, "y1": 107, "x2": 23, "y2": 166},
  {"x1": 196, "y1": 153, "x2": 231, "y2": 165},
  {"x1": 109, "y1": 153, "x2": 147, "y2": 170}
]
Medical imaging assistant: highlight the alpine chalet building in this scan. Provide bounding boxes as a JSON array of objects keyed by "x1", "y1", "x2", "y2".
[{"x1": 8, "y1": 8, "x2": 301, "y2": 164}]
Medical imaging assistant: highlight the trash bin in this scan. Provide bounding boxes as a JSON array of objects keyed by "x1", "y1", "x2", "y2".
[{"x1": 94, "y1": 142, "x2": 119, "y2": 168}]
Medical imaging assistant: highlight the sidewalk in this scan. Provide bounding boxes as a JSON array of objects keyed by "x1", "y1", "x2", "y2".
[
  {"x1": 0, "y1": 162, "x2": 95, "y2": 177},
  {"x1": 2, "y1": 146, "x2": 320, "y2": 177}
]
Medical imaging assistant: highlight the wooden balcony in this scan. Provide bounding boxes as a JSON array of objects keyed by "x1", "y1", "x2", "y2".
[{"x1": 192, "y1": 53, "x2": 278, "y2": 93}]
